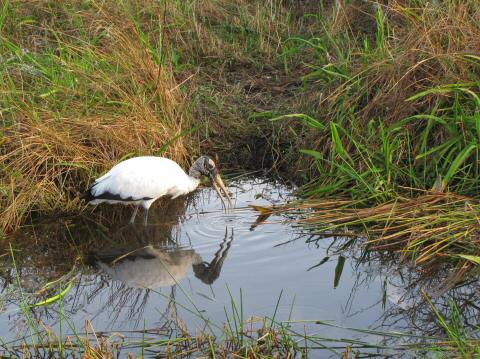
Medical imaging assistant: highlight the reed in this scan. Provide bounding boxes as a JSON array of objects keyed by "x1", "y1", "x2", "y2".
[
  {"x1": 284, "y1": 0, "x2": 480, "y2": 198},
  {"x1": 5, "y1": 284, "x2": 478, "y2": 358}
]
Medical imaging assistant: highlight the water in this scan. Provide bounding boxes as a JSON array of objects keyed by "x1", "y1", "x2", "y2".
[{"x1": 0, "y1": 178, "x2": 478, "y2": 356}]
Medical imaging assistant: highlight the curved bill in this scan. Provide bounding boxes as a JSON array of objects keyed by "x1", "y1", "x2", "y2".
[{"x1": 212, "y1": 173, "x2": 233, "y2": 210}]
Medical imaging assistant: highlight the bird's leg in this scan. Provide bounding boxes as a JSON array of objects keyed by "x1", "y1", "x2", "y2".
[
  {"x1": 140, "y1": 227, "x2": 149, "y2": 245},
  {"x1": 143, "y1": 207, "x2": 150, "y2": 227},
  {"x1": 129, "y1": 205, "x2": 139, "y2": 224}
]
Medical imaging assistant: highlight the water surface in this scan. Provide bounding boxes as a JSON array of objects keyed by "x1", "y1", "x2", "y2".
[{"x1": 0, "y1": 178, "x2": 478, "y2": 356}]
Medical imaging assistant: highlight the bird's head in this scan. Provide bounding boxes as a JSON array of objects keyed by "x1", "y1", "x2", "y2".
[{"x1": 189, "y1": 156, "x2": 233, "y2": 209}]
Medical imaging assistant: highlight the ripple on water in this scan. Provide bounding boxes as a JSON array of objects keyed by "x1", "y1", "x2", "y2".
[{"x1": 0, "y1": 178, "x2": 475, "y2": 357}]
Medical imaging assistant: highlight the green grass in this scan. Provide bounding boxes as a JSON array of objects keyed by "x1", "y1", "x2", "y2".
[
  {"x1": 261, "y1": 0, "x2": 480, "y2": 201},
  {"x1": 425, "y1": 293, "x2": 480, "y2": 357},
  {"x1": 3, "y1": 273, "x2": 478, "y2": 358},
  {"x1": 255, "y1": 0, "x2": 480, "y2": 278},
  {"x1": 1, "y1": 1, "x2": 480, "y2": 356}
]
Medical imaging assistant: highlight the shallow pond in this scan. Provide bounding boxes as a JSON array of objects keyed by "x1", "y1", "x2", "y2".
[{"x1": 0, "y1": 178, "x2": 478, "y2": 356}]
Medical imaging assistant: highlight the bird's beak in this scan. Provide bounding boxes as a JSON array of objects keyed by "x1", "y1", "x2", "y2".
[{"x1": 211, "y1": 173, "x2": 233, "y2": 209}]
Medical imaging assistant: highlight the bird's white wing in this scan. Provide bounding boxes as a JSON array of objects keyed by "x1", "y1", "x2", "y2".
[{"x1": 91, "y1": 157, "x2": 193, "y2": 201}]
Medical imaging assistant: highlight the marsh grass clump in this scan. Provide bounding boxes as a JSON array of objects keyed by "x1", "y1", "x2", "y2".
[
  {"x1": 0, "y1": 1, "x2": 192, "y2": 231},
  {"x1": 7, "y1": 290, "x2": 480, "y2": 358},
  {"x1": 269, "y1": 191, "x2": 480, "y2": 280},
  {"x1": 0, "y1": 0, "x2": 319, "y2": 232},
  {"x1": 256, "y1": 0, "x2": 480, "y2": 278},
  {"x1": 279, "y1": 0, "x2": 480, "y2": 195}
]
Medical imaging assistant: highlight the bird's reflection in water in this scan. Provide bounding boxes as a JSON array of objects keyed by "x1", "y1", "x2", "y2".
[
  {"x1": 88, "y1": 223, "x2": 234, "y2": 329},
  {"x1": 193, "y1": 228, "x2": 234, "y2": 285},
  {"x1": 95, "y1": 246, "x2": 202, "y2": 289},
  {"x1": 93, "y1": 226, "x2": 234, "y2": 289}
]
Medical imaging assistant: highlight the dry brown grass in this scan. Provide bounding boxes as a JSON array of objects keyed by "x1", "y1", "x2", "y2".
[
  {"x1": 0, "y1": 1, "x2": 195, "y2": 232},
  {"x1": 266, "y1": 190, "x2": 480, "y2": 281},
  {"x1": 0, "y1": 0, "x2": 320, "y2": 232},
  {"x1": 316, "y1": 0, "x2": 480, "y2": 122},
  {"x1": 2, "y1": 0, "x2": 480, "y2": 233},
  {"x1": 0, "y1": 0, "x2": 323, "y2": 232}
]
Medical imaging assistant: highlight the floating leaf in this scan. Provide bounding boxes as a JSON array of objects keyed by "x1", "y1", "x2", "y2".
[
  {"x1": 250, "y1": 213, "x2": 272, "y2": 231},
  {"x1": 35, "y1": 267, "x2": 77, "y2": 295}
]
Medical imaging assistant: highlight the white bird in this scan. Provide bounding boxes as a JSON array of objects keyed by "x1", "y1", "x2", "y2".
[{"x1": 82, "y1": 156, "x2": 232, "y2": 226}]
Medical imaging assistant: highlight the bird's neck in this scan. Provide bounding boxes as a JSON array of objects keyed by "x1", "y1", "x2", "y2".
[{"x1": 187, "y1": 176, "x2": 201, "y2": 191}]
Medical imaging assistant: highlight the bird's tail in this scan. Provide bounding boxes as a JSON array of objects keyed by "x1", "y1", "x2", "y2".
[{"x1": 80, "y1": 187, "x2": 95, "y2": 202}]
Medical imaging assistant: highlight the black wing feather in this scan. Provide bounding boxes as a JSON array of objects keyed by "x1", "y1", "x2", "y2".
[{"x1": 81, "y1": 186, "x2": 153, "y2": 202}]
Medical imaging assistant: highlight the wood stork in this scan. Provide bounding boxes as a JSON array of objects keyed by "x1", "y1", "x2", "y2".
[{"x1": 82, "y1": 156, "x2": 232, "y2": 226}]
